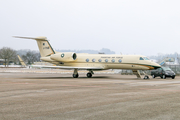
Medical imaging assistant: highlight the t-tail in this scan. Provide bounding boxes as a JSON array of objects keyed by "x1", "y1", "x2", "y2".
[{"x1": 13, "y1": 36, "x2": 56, "y2": 57}]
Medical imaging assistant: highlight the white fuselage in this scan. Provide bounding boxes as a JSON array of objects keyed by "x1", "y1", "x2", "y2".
[{"x1": 42, "y1": 53, "x2": 161, "y2": 70}]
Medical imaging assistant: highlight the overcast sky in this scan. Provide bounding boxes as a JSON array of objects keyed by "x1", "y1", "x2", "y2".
[{"x1": 0, "y1": 0, "x2": 180, "y2": 56}]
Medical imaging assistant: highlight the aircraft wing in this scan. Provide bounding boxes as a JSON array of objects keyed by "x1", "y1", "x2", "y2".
[{"x1": 31, "y1": 65, "x2": 104, "y2": 70}]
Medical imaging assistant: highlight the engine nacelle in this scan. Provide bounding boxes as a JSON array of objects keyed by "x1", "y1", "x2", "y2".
[{"x1": 50, "y1": 52, "x2": 77, "y2": 62}]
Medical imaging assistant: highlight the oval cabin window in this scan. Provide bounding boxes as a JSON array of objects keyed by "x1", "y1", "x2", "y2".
[
  {"x1": 86, "y1": 59, "x2": 89, "y2": 62},
  {"x1": 92, "y1": 59, "x2": 96, "y2": 62},
  {"x1": 98, "y1": 59, "x2": 102, "y2": 62}
]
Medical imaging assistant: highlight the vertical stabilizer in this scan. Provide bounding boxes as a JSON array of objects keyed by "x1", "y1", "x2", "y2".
[
  {"x1": 35, "y1": 37, "x2": 56, "y2": 57},
  {"x1": 13, "y1": 36, "x2": 56, "y2": 57}
]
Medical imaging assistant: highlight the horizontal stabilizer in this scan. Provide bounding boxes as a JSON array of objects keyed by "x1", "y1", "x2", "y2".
[
  {"x1": 13, "y1": 36, "x2": 55, "y2": 57},
  {"x1": 13, "y1": 36, "x2": 48, "y2": 41}
]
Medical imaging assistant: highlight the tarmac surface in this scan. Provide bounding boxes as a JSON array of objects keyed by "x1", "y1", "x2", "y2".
[{"x1": 0, "y1": 71, "x2": 180, "y2": 120}]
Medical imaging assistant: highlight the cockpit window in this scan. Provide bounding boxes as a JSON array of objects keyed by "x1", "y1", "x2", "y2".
[
  {"x1": 143, "y1": 57, "x2": 150, "y2": 60},
  {"x1": 140, "y1": 57, "x2": 144, "y2": 60}
]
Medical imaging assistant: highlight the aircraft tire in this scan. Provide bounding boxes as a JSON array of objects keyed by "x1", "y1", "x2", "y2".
[
  {"x1": 73, "y1": 74, "x2": 79, "y2": 78},
  {"x1": 144, "y1": 76, "x2": 149, "y2": 79},
  {"x1": 87, "y1": 73, "x2": 92, "y2": 78}
]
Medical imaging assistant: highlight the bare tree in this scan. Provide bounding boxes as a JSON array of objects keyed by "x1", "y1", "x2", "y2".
[
  {"x1": 22, "y1": 51, "x2": 40, "y2": 64},
  {"x1": 0, "y1": 47, "x2": 17, "y2": 67}
]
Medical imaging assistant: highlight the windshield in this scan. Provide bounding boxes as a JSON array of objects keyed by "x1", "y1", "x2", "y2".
[
  {"x1": 162, "y1": 67, "x2": 172, "y2": 71},
  {"x1": 143, "y1": 57, "x2": 150, "y2": 60}
]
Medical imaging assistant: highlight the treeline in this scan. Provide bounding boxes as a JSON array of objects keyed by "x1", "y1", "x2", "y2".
[
  {"x1": 0, "y1": 47, "x2": 40, "y2": 65},
  {"x1": 1, "y1": 46, "x2": 179, "y2": 66},
  {"x1": 56, "y1": 48, "x2": 115, "y2": 54},
  {"x1": 0, "y1": 47, "x2": 115, "y2": 66},
  {"x1": 17, "y1": 49, "x2": 40, "y2": 64}
]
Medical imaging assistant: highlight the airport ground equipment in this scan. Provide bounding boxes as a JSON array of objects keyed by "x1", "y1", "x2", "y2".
[
  {"x1": 132, "y1": 70, "x2": 142, "y2": 79},
  {"x1": 159, "y1": 57, "x2": 175, "y2": 66},
  {"x1": 151, "y1": 67, "x2": 175, "y2": 79},
  {"x1": 177, "y1": 57, "x2": 180, "y2": 65}
]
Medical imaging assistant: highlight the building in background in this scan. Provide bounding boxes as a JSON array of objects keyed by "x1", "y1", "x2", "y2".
[{"x1": 0, "y1": 59, "x2": 5, "y2": 65}]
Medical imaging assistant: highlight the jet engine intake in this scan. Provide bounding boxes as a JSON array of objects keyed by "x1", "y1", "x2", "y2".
[{"x1": 50, "y1": 52, "x2": 77, "y2": 62}]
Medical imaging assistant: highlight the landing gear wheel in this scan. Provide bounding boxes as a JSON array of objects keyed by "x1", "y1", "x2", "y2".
[
  {"x1": 172, "y1": 76, "x2": 175, "y2": 79},
  {"x1": 163, "y1": 75, "x2": 166, "y2": 79},
  {"x1": 144, "y1": 76, "x2": 149, "y2": 79},
  {"x1": 87, "y1": 73, "x2": 92, "y2": 78},
  {"x1": 73, "y1": 74, "x2": 79, "y2": 78},
  {"x1": 152, "y1": 75, "x2": 155, "y2": 78}
]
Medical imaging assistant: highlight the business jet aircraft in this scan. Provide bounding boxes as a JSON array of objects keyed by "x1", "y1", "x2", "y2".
[{"x1": 14, "y1": 36, "x2": 161, "y2": 79}]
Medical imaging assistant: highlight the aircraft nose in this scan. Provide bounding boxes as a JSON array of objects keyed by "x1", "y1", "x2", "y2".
[{"x1": 152, "y1": 62, "x2": 161, "y2": 69}]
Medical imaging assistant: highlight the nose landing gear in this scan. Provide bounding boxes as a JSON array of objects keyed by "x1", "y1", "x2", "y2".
[
  {"x1": 73, "y1": 69, "x2": 79, "y2": 78},
  {"x1": 144, "y1": 75, "x2": 149, "y2": 79},
  {"x1": 73, "y1": 73, "x2": 79, "y2": 78},
  {"x1": 87, "y1": 72, "x2": 92, "y2": 78},
  {"x1": 143, "y1": 71, "x2": 150, "y2": 79}
]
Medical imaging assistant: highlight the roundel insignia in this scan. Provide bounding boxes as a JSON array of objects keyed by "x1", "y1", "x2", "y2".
[{"x1": 61, "y1": 53, "x2": 65, "y2": 58}]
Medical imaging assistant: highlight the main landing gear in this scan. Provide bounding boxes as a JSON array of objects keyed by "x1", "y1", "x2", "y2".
[
  {"x1": 86, "y1": 70, "x2": 94, "y2": 78},
  {"x1": 87, "y1": 72, "x2": 92, "y2": 78},
  {"x1": 73, "y1": 69, "x2": 79, "y2": 78},
  {"x1": 73, "y1": 73, "x2": 79, "y2": 78},
  {"x1": 72, "y1": 69, "x2": 94, "y2": 78}
]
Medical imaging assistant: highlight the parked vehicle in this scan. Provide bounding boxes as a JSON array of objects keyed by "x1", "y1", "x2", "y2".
[{"x1": 151, "y1": 67, "x2": 176, "y2": 79}]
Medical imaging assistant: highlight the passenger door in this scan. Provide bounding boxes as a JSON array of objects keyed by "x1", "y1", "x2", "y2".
[{"x1": 157, "y1": 68, "x2": 163, "y2": 76}]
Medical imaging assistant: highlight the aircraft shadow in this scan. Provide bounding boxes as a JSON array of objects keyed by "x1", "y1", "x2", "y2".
[
  {"x1": 20, "y1": 76, "x2": 147, "y2": 80},
  {"x1": 21, "y1": 76, "x2": 110, "y2": 79}
]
